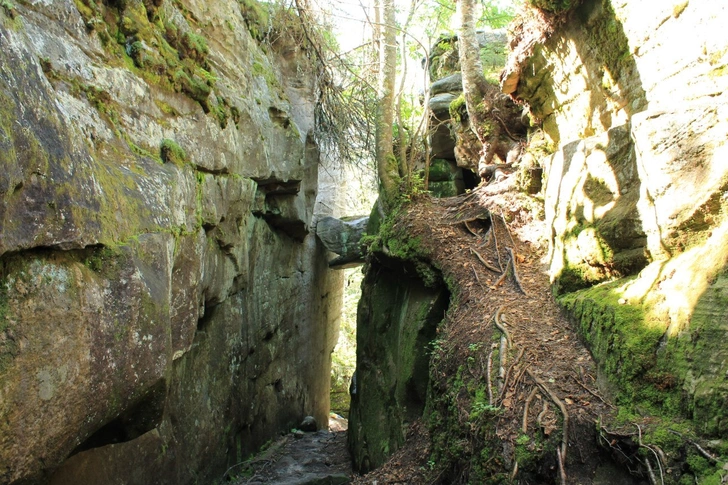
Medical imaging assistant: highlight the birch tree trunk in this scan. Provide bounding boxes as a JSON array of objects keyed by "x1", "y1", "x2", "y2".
[
  {"x1": 375, "y1": 0, "x2": 399, "y2": 210},
  {"x1": 457, "y1": 0, "x2": 492, "y2": 142}
]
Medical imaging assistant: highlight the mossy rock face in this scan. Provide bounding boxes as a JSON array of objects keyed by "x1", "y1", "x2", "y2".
[
  {"x1": 348, "y1": 255, "x2": 449, "y2": 473},
  {"x1": 73, "y1": 0, "x2": 215, "y2": 112},
  {"x1": 160, "y1": 138, "x2": 187, "y2": 166},
  {"x1": 428, "y1": 159, "x2": 458, "y2": 183},
  {"x1": 545, "y1": 125, "x2": 647, "y2": 294},
  {"x1": 238, "y1": 0, "x2": 270, "y2": 41},
  {"x1": 428, "y1": 31, "x2": 507, "y2": 83}
]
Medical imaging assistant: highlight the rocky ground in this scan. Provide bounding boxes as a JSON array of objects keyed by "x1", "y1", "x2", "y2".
[{"x1": 228, "y1": 415, "x2": 352, "y2": 485}]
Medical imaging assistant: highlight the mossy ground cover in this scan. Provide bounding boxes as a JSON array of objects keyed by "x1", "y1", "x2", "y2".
[{"x1": 560, "y1": 269, "x2": 728, "y2": 483}]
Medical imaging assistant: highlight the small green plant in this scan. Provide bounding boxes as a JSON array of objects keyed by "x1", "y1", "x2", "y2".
[
  {"x1": 1, "y1": 0, "x2": 17, "y2": 18},
  {"x1": 160, "y1": 138, "x2": 188, "y2": 166}
]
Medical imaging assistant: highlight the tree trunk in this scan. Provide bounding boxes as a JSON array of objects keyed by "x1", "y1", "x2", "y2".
[
  {"x1": 457, "y1": 0, "x2": 495, "y2": 143},
  {"x1": 375, "y1": 0, "x2": 399, "y2": 210}
]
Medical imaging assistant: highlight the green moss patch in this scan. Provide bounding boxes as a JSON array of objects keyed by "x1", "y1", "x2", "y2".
[
  {"x1": 73, "y1": 0, "x2": 219, "y2": 114},
  {"x1": 160, "y1": 139, "x2": 187, "y2": 166},
  {"x1": 559, "y1": 279, "x2": 675, "y2": 410}
]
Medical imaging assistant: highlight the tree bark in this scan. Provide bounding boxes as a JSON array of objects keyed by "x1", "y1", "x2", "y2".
[
  {"x1": 457, "y1": 0, "x2": 493, "y2": 144},
  {"x1": 375, "y1": 0, "x2": 399, "y2": 210}
]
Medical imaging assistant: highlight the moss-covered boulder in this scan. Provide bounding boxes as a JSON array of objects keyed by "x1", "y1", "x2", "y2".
[{"x1": 348, "y1": 254, "x2": 449, "y2": 473}]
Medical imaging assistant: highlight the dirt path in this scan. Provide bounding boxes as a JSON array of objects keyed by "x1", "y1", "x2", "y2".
[
  {"x1": 230, "y1": 421, "x2": 352, "y2": 485},
  {"x1": 354, "y1": 179, "x2": 614, "y2": 483}
]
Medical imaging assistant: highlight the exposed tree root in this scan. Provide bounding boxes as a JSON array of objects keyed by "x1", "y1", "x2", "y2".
[
  {"x1": 498, "y1": 346, "x2": 524, "y2": 404},
  {"x1": 556, "y1": 446, "x2": 567, "y2": 485},
  {"x1": 463, "y1": 220, "x2": 480, "y2": 238},
  {"x1": 505, "y1": 247, "x2": 527, "y2": 295},
  {"x1": 522, "y1": 387, "x2": 539, "y2": 433},
  {"x1": 487, "y1": 347, "x2": 495, "y2": 406},
  {"x1": 470, "y1": 247, "x2": 500, "y2": 273},
  {"x1": 537, "y1": 401, "x2": 549, "y2": 428},
  {"x1": 493, "y1": 306, "x2": 512, "y2": 348},
  {"x1": 527, "y1": 369, "x2": 569, "y2": 461}
]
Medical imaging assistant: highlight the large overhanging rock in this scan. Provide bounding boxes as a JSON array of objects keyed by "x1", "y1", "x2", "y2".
[{"x1": 316, "y1": 216, "x2": 368, "y2": 269}]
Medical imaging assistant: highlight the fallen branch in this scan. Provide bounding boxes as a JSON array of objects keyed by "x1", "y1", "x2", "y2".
[
  {"x1": 527, "y1": 369, "x2": 569, "y2": 461},
  {"x1": 643, "y1": 457, "x2": 657, "y2": 485},
  {"x1": 470, "y1": 247, "x2": 501, "y2": 273},
  {"x1": 505, "y1": 246, "x2": 527, "y2": 295},
  {"x1": 522, "y1": 386, "x2": 539, "y2": 433},
  {"x1": 668, "y1": 429, "x2": 721, "y2": 464}
]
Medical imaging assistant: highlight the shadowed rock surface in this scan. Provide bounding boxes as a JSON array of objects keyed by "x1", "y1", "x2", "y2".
[{"x1": 0, "y1": 1, "x2": 343, "y2": 483}]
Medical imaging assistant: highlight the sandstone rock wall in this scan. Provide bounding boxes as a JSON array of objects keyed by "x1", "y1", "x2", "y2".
[
  {"x1": 513, "y1": 0, "x2": 728, "y2": 439},
  {"x1": 0, "y1": 1, "x2": 342, "y2": 483},
  {"x1": 348, "y1": 254, "x2": 448, "y2": 473}
]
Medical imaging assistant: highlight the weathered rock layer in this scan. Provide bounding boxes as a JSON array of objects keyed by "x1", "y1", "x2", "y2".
[
  {"x1": 0, "y1": 1, "x2": 342, "y2": 483},
  {"x1": 513, "y1": 0, "x2": 728, "y2": 458}
]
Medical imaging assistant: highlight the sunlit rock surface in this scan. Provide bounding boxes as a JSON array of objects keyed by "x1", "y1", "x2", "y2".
[{"x1": 514, "y1": 0, "x2": 728, "y2": 439}]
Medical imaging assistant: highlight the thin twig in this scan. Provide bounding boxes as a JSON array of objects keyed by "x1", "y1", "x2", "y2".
[
  {"x1": 570, "y1": 374, "x2": 613, "y2": 408},
  {"x1": 505, "y1": 246, "x2": 527, "y2": 295},
  {"x1": 498, "y1": 347, "x2": 525, "y2": 403},
  {"x1": 471, "y1": 263, "x2": 481, "y2": 284},
  {"x1": 527, "y1": 369, "x2": 569, "y2": 461},
  {"x1": 494, "y1": 257, "x2": 511, "y2": 287},
  {"x1": 522, "y1": 387, "x2": 539, "y2": 433},
  {"x1": 470, "y1": 247, "x2": 501, "y2": 273},
  {"x1": 512, "y1": 363, "x2": 531, "y2": 391},
  {"x1": 511, "y1": 460, "x2": 519, "y2": 481}
]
